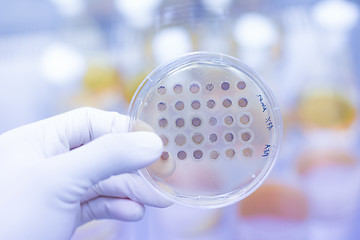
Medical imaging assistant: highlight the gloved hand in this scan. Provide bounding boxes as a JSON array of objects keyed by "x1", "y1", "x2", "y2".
[{"x1": 0, "y1": 107, "x2": 172, "y2": 240}]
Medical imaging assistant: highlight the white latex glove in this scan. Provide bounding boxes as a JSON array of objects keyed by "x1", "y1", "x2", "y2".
[{"x1": 0, "y1": 107, "x2": 172, "y2": 240}]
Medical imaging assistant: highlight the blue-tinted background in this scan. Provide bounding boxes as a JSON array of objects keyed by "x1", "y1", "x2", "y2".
[{"x1": 1, "y1": 0, "x2": 360, "y2": 239}]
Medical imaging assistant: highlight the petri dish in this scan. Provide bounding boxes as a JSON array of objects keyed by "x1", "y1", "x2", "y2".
[{"x1": 128, "y1": 52, "x2": 282, "y2": 208}]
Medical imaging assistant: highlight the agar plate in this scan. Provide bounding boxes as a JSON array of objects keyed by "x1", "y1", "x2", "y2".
[{"x1": 128, "y1": 52, "x2": 282, "y2": 208}]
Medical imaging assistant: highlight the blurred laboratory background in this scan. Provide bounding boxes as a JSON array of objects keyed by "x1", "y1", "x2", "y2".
[{"x1": 1, "y1": 0, "x2": 360, "y2": 239}]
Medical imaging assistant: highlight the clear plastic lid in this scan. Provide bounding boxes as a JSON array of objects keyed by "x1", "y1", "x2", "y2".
[{"x1": 128, "y1": 52, "x2": 282, "y2": 208}]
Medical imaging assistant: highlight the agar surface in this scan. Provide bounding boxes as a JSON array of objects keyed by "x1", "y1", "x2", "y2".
[
  {"x1": 152, "y1": 79, "x2": 258, "y2": 164},
  {"x1": 130, "y1": 53, "x2": 281, "y2": 207}
]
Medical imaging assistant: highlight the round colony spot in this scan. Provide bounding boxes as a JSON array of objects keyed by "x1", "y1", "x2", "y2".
[
  {"x1": 239, "y1": 98, "x2": 248, "y2": 107},
  {"x1": 241, "y1": 132, "x2": 251, "y2": 141},
  {"x1": 226, "y1": 149, "x2": 235, "y2": 158},
  {"x1": 243, "y1": 147, "x2": 253, "y2": 157},
  {"x1": 225, "y1": 132, "x2": 234, "y2": 142},
  {"x1": 205, "y1": 83, "x2": 214, "y2": 91},
  {"x1": 190, "y1": 83, "x2": 200, "y2": 93},
  {"x1": 191, "y1": 100, "x2": 201, "y2": 110},
  {"x1": 174, "y1": 84, "x2": 183, "y2": 93},
  {"x1": 224, "y1": 115, "x2": 234, "y2": 125},
  {"x1": 207, "y1": 99, "x2": 216, "y2": 109},
  {"x1": 221, "y1": 81, "x2": 230, "y2": 90},
  {"x1": 157, "y1": 86, "x2": 166, "y2": 95},
  {"x1": 240, "y1": 114, "x2": 250, "y2": 124},
  {"x1": 193, "y1": 150, "x2": 203, "y2": 160},
  {"x1": 175, "y1": 134, "x2": 186, "y2": 146},
  {"x1": 210, "y1": 151, "x2": 219, "y2": 159},
  {"x1": 175, "y1": 101, "x2": 185, "y2": 110},
  {"x1": 209, "y1": 117, "x2": 217, "y2": 126},
  {"x1": 160, "y1": 135, "x2": 169, "y2": 146},
  {"x1": 223, "y1": 98, "x2": 232, "y2": 108},
  {"x1": 175, "y1": 118, "x2": 185, "y2": 128},
  {"x1": 237, "y1": 81, "x2": 246, "y2": 90},
  {"x1": 192, "y1": 133, "x2": 204, "y2": 144},
  {"x1": 209, "y1": 133, "x2": 218, "y2": 142},
  {"x1": 161, "y1": 151, "x2": 169, "y2": 160},
  {"x1": 177, "y1": 151, "x2": 187, "y2": 160},
  {"x1": 157, "y1": 102, "x2": 167, "y2": 111},
  {"x1": 192, "y1": 117, "x2": 201, "y2": 127},
  {"x1": 159, "y1": 118, "x2": 168, "y2": 128}
]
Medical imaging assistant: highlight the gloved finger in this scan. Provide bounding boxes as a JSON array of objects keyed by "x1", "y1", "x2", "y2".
[
  {"x1": 82, "y1": 173, "x2": 173, "y2": 208},
  {"x1": 80, "y1": 197, "x2": 145, "y2": 225},
  {"x1": 48, "y1": 131, "x2": 163, "y2": 188},
  {"x1": 48, "y1": 107, "x2": 128, "y2": 151},
  {"x1": 1, "y1": 107, "x2": 129, "y2": 158}
]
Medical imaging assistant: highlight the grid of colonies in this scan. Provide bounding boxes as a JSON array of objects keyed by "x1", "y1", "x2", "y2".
[
  {"x1": 131, "y1": 58, "x2": 279, "y2": 205},
  {"x1": 155, "y1": 80, "x2": 255, "y2": 163}
]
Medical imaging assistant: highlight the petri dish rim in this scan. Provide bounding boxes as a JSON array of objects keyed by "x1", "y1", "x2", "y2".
[{"x1": 128, "y1": 51, "x2": 283, "y2": 208}]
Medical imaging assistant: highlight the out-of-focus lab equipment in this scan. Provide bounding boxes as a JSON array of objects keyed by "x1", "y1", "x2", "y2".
[{"x1": 1, "y1": 0, "x2": 360, "y2": 240}]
